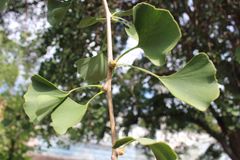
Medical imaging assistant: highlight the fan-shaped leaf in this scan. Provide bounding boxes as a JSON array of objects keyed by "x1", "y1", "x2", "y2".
[
  {"x1": 75, "y1": 53, "x2": 108, "y2": 83},
  {"x1": 51, "y1": 97, "x2": 88, "y2": 134},
  {"x1": 159, "y1": 53, "x2": 220, "y2": 111},
  {"x1": 24, "y1": 75, "x2": 103, "y2": 134},
  {"x1": 113, "y1": 137, "x2": 178, "y2": 160},
  {"x1": 23, "y1": 75, "x2": 68, "y2": 122},
  {"x1": 126, "y1": 3, "x2": 181, "y2": 66}
]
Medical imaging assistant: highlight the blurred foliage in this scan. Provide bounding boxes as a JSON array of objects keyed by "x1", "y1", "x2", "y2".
[
  {"x1": 0, "y1": 95, "x2": 33, "y2": 160},
  {"x1": 0, "y1": 26, "x2": 40, "y2": 159},
  {"x1": 0, "y1": 0, "x2": 240, "y2": 160},
  {"x1": 0, "y1": 32, "x2": 19, "y2": 87}
]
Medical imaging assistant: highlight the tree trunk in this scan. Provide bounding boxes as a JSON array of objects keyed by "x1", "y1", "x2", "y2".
[
  {"x1": 228, "y1": 130, "x2": 240, "y2": 160},
  {"x1": 217, "y1": 130, "x2": 240, "y2": 160}
]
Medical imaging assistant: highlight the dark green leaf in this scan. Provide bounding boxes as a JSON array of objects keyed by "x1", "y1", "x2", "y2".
[
  {"x1": 0, "y1": 0, "x2": 8, "y2": 11},
  {"x1": 47, "y1": 0, "x2": 71, "y2": 26},
  {"x1": 79, "y1": 17, "x2": 101, "y2": 28},
  {"x1": 75, "y1": 53, "x2": 108, "y2": 83},
  {"x1": 23, "y1": 75, "x2": 68, "y2": 122},
  {"x1": 131, "y1": 3, "x2": 181, "y2": 66},
  {"x1": 159, "y1": 53, "x2": 220, "y2": 111},
  {"x1": 113, "y1": 137, "x2": 178, "y2": 160},
  {"x1": 51, "y1": 97, "x2": 88, "y2": 134},
  {"x1": 113, "y1": 137, "x2": 135, "y2": 148}
]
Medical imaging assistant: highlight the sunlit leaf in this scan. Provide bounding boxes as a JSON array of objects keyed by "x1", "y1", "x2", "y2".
[
  {"x1": 0, "y1": 0, "x2": 8, "y2": 11},
  {"x1": 75, "y1": 53, "x2": 108, "y2": 83},
  {"x1": 113, "y1": 137, "x2": 178, "y2": 160},
  {"x1": 47, "y1": 0, "x2": 71, "y2": 26},
  {"x1": 125, "y1": 3, "x2": 181, "y2": 66},
  {"x1": 51, "y1": 97, "x2": 88, "y2": 134},
  {"x1": 23, "y1": 75, "x2": 68, "y2": 122},
  {"x1": 159, "y1": 53, "x2": 220, "y2": 111},
  {"x1": 79, "y1": 17, "x2": 102, "y2": 28}
]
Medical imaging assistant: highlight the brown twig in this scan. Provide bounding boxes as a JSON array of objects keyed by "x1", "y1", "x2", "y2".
[{"x1": 101, "y1": 0, "x2": 118, "y2": 160}]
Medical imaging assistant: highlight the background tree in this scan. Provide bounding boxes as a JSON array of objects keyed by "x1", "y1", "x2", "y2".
[{"x1": 0, "y1": 20, "x2": 49, "y2": 159}]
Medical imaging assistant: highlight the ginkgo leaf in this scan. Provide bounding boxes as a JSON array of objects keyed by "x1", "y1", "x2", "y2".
[
  {"x1": 113, "y1": 137, "x2": 135, "y2": 148},
  {"x1": 113, "y1": 137, "x2": 178, "y2": 160},
  {"x1": 24, "y1": 75, "x2": 103, "y2": 134},
  {"x1": 125, "y1": 3, "x2": 181, "y2": 66},
  {"x1": 79, "y1": 17, "x2": 101, "y2": 28},
  {"x1": 23, "y1": 75, "x2": 68, "y2": 122},
  {"x1": 51, "y1": 97, "x2": 88, "y2": 134},
  {"x1": 159, "y1": 53, "x2": 220, "y2": 111},
  {"x1": 0, "y1": 0, "x2": 8, "y2": 11},
  {"x1": 75, "y1": 53, "x2": 108, "y2": 83},
  {"x1": 47, "y1": 0, "x2": 71, "y2": 26}
]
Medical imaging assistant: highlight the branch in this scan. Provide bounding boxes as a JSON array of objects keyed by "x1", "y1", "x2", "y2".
[{"x1": 102, "y1": 0, "x2": 118, "y2": 160}]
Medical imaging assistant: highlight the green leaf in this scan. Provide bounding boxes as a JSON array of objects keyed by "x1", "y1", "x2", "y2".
[
  {"x1": 47, "y1": 0, "x2": 71, "y2": 26},
  {"x1": 75, "y1": 53, "x2": 108, "y2": 83},
  {"x1": 0, "y1": 0, "x2": 8, "y2": 11},
  {"x1": 130, "y1": 3, "x2": 181, "y2": 66},
  {"x1": 24, "y1": 75, "x2": 103, "y2": 134},
  {"x1": 23, "y1": 75, "x2": 68, "y2": 122},
  {"x1": 51, "y1": 97, "x2": 88, "y2": 134},
  {"x1": 113, "y1": 137, "x2": 135, "y2": 148},
  {"x1": 79, "y1": 17, "x2": 101, "y2": 28},
  {"x1": 159, "y1": 53, "x2": 220, "y2": 111},
  {"x1": 113, "y1": 137, "x2": 178, "y2": 160}
]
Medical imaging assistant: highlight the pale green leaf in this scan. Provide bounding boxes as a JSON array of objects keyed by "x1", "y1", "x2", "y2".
[
  {"x1": 79, "y1": 17, "x2": 101, "y2": 28},
  {"x1": 0, "y1": 0, "x2": 8, "y2": 11},
  {"x1": 113, "y1": 137, "x2": 178, "y2": 160},
  {"x1": 131, "y1": 3, "x2": 181, "y2": 66},
  {"x1": 75, "y1": 53, "x2": 108, "y2": 83},
  {"x1": 47, "y1": 0, "x2": 71, "y2": 26},
  {"x1": 23, "y1": 75, "x2": 68, "y2": 122},
  {"x1": 51, "y1": 97, "x2": 88, "y2": 134},
  {"x1": 159, "y1": 53, "x2": 220, "y2": 111}
]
